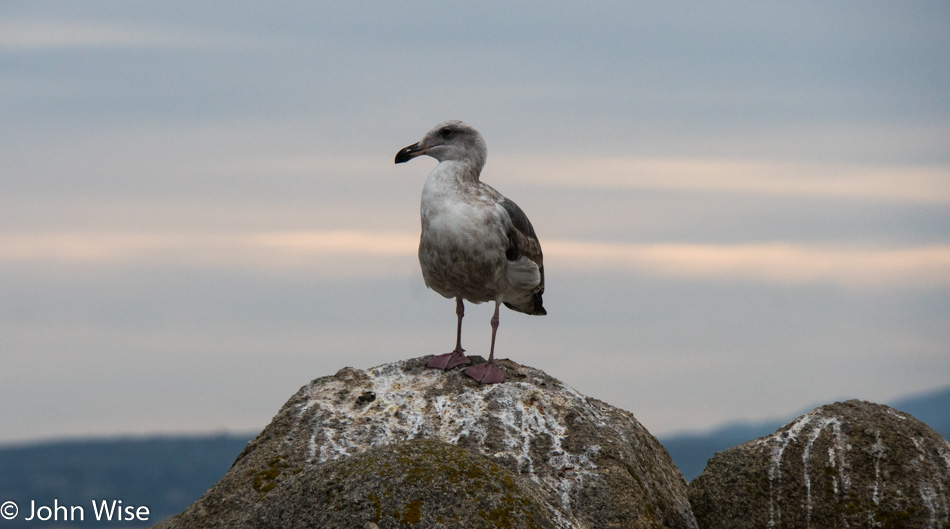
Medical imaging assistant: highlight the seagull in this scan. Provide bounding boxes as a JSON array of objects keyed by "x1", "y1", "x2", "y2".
[{"x1": 395, "y1": 120, "x2": 546, "y2": 384}]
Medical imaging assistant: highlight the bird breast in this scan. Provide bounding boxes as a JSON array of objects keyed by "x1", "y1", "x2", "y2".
[{"x1": 418, "y1": 171, "x2": 509, "y2": 302}]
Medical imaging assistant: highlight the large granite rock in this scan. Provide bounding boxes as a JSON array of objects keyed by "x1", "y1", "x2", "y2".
[
  {"x1": 155, "y1": 356, "x2": 696, "y2": 529},
  {"x1": 689, "y1": 400, "x2": 950, "y2": 528}
]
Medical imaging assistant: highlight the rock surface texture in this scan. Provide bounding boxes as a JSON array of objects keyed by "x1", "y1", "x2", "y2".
[
  {"x1": 689, "y1": 400, "x2": 950, "y2": 529},
  {"x1": 155, "y1": 356, "x2": 696, "y2": 529}
]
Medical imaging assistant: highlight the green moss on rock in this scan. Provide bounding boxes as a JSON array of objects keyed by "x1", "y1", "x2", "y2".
[{"x1": 251, "y1": 455, "x2": 299, "y2": 497}]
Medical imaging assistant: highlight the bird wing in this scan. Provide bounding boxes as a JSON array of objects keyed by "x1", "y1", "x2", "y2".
[{"x1": 499, "y1": 197, "x2": 546, "y2": 315}]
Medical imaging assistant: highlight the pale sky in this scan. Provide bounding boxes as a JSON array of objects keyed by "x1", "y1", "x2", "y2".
[{"x1": 1, "y1": 1, "x2": 948, "y2": 444}]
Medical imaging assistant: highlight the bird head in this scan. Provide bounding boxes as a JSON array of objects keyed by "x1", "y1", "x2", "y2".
[{"x1": 394, "y1": 120, "x2": 487, "y2": 172}]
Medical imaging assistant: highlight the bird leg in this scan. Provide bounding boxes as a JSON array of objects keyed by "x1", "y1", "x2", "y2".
[
  {"x1": 426, "y1": 296, "x2": 472, "y2": 370},
  {"x1": 464, "y1": 301, "x2": 505, "y2": 384}
]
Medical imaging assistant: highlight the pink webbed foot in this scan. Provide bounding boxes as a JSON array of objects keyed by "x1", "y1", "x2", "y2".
[
  {"x1": 463, "y1": 361, "x2": 505, "y2": 384},
  {"x1": 426, "y1": 350, "x2": 471, "y2": 371}
]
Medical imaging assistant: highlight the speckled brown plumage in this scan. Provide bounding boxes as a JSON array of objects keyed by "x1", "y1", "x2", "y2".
[{"x1": 395, "y1": 120, "x2": 546, "y2": 384}]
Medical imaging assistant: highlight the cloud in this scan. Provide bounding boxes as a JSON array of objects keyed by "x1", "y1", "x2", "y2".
[
  {"x1": 0, "y1": 21, "x2": 242, "y2": 51},
  {"x1": 547, "y1": 239, "x2": 950, "y2": 288},
  {"x1": 3, "y1": 230, "x2": 948, "y2": 288},
  {"x1": 493, "y1": 157, "x2": 950, "y2": 204},
  {"x1": 0, "y1": 231, "x2": 417, "y2": 279}
]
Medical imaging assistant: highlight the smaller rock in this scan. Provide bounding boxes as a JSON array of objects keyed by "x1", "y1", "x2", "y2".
[
  {"x1": 689, "y1": 399, "x2": 950, "y2": 529},
  {"x1": 356, "y1": 390, "x2": 377, "y2": 406}
]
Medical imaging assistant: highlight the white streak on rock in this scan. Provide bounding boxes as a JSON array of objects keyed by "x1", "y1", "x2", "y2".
[
  {"x1": 886, "y1": 409, "x2": 908, "y2": 420},
  {"x1": 801, "y1": 417, "x2": 843, "y2": 529},
  {"x1": 291, "y1": 360, "x2": 622, "y2": 520},
  {"x1": 767, "y1": 413, "x2": 814, "y2": 527},
  {"x1": 870, "y1": 431, "x2": 884, "y2": 506},
  {"x1": 920, "y1": 481, "x2": 938, "y2": 527}
]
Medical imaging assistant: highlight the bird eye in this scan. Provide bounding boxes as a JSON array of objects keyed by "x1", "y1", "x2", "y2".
[{"x1": 439, "y1": 127, "x2": 453, "y2": 139}]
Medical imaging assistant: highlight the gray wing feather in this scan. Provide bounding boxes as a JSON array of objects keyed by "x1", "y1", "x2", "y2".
[{"x1": 499, "y1": 198, "x2": 546, "y2": 315}]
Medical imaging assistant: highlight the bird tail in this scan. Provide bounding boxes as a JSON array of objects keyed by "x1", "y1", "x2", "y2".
[{"x1": 504, "y1": 291, "x2": 546, "y2": 316}]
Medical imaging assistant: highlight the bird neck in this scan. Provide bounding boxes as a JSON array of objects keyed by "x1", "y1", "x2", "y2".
[{"x1": 435, "y1": 159, "x2": 482, "y2": 185}]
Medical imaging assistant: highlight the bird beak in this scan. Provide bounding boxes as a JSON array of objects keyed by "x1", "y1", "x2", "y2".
[{"x1": 395, "y1": 142, "x2": 424, "y2": 164}]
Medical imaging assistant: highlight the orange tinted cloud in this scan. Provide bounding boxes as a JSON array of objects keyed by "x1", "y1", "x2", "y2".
[
  {"x1": 495, "y1": 157, "x2": 950, "y2": 204},
  {"x1": 2, "y1": 231, "x2": 948, "y2": 288},
  {"x1": 545, "y1": 240, "x2": 950, "y2": 287}
]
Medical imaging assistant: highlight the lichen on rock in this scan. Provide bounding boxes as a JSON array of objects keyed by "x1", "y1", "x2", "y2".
[{"x1": 153, "y1": 356, "x2": 696, "y2": 529}]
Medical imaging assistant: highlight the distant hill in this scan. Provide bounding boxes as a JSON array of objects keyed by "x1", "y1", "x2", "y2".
[
  {"x1": 0, "y1": 434, "x2": 253, "y2": 528},
  {"x1": 0, "y1": 386, "x2": 945, "y2": 526},
  {"x1": 659, "y1": 385, "x2": 950, "y2": 481},
  {"x1": 889, "y1": 385, "x2": 950, "y2": 436}
]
